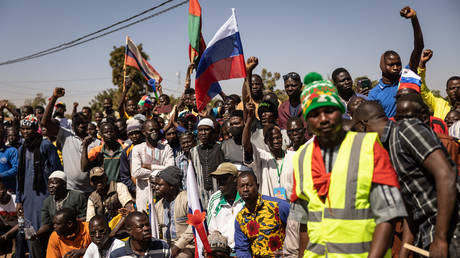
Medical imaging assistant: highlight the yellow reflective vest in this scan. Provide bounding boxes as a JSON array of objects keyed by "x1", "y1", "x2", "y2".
[{"x1": 293, "y1": 131, "x2": 391, "y2": 258}]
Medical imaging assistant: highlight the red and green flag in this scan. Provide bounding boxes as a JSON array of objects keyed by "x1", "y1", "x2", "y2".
[{"x1": 188, "y1": 0, "x2": 206, "y2": 67}]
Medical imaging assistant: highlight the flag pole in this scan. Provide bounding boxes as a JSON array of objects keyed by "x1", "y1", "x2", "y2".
[{"x1": 122, "y1": 36, "x2": 129, "y2": 92}]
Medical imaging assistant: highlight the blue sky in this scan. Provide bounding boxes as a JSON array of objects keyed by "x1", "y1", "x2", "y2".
[{"x1": 1, "y1": 0, "x2": 459, "y2": 108}]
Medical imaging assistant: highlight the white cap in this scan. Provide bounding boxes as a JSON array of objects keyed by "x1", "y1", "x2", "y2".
[
  {"x1": 197, "y1": 118, "x2": 215, "y2": 129},
  {"x1": 49, "y1": 170, "x2": 67, "y2": 182}
]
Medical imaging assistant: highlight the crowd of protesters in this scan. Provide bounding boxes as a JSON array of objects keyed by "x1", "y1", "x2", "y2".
[{"x1": 0, "y1": 5, "x2": 459, "y2": 258}]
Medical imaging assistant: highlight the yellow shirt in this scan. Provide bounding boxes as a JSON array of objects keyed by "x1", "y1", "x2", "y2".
[{"x1": 419, "y1": 67, "x2": 452, "y2": 120}]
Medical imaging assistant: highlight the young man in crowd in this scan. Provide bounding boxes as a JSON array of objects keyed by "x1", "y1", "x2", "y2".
[
  {"x1": 35, "y1": 171, "x2": 87, "y2": 242},
  {"x1": 6, "y1": 126, "x2": 22, "y2": 149},
  {"x1": 291, "y1": 80, "x2": 406, "y2": 257},
  {"x1": 368, "y1": 6, "x2": 424, "y2": 117},
  {"x1": 0, "y1": 126, "x2": 18, "y2": 193},
  {"x1": 53, "y1": 101, "x2": 72, "y2": 130},
  {"x1": 190, "y1": 118, "x2": 224, "y2": 207},
  {"x1": 220, "y1": 110, "x2": 246, "y2": 169},
  {"x1": 175, "y1": 131, "x2": 196, "y2": 189},
  {"x1": 43, "y1": 87, "x2": 101, "y2": 193},
  {"x1": 278, "y1": 72, "x2": 306, "y2": 130},
  {"x1": 131, "y1": 119, "x2": 174, "y2": 212},
  {"x1": 332, "y1": 67, "x2": 356, "y2": 105},
  {"x1": 103, "y1": 97, "x2": 121, "y2": 120},
  {"x1": 119, "y1": 117, "x2": 145, "y2": 195},
  {"x1": 82, "y1": 119, "x2": 124, "y2": 182},
  {"x1": 153, "y1": 166, "x2": 194, "y2": 258},
  {"x1": 238, "y1": 57, "x2": 263, "y2": 118},
  {"x1": 207, "y1": 163, "x2": 245, "y2": 254},
  {"x1": 46, "y1": 208, "x2": 91, "y2": 258},
  {"x1": 86, "y1": 167, "x2": 134, "y2": 222},
  {"x1": 110, "y1": 211, "x2": 171, "y2": 258},
  {"x1": 16, "y1": 114, "x2": 62, "y2": 258},
  {"x1": 353, "y1": 99, "x2": 460, "y2": 257},
  {"x1": 84, "y1": 215, "x2": 125, "y2": 258},
  {"x1": 234, "y1": 171, "x2": 290, "y2": 257}
]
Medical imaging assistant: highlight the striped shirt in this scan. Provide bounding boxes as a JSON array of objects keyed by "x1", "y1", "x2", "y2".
[{"x1": 109, "y1": 238, "x2": 171, "y2": 258}]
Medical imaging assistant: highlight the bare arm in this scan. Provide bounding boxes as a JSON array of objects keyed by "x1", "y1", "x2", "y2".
[
  {"x1": 400, "y1": 6, "x2": 424, "y2": 72},
  {"x1": 185, "y1": 63, "x2": 194, "y2": 90},
  {"x1": 368, "y1": 220, "x2": 395, "y2": 258},
  {"x1": 399, "y1": 218, "x2": 415, "y2": 258},
  {"x1": 118, "y1": 78, "x2": 132, "y2": 115},
  {"x1": 242, "y1": 57, "x2": 258, "y2": 105},
  {"x1": 71, "y1": 102, "x2": 78, "y2": 117},
  {"x1": 242, "y1": 102, "x2": 255, "y2": 156},
  {"x1": 299, "y1": 223, "x2": 309, "y2": 258},
  {"x1": 42, "y1": 88, "x2": 65, "y2": 138},
  {"x1": 80, "y1": 136, "x2": 94, "y2": 172},
  {"x1": 423, "y1": 149, "x2": 455, "y2": 258}
]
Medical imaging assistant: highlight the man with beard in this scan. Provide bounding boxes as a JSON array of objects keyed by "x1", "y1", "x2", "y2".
[
  {"x1": 221, "y1": 110, "x2": 246, "y2": 169},
  {"x1": 84, "y1": 215, "x2": 124, "y2": 258},
  {"x1": 131, "y1": 119, "x2": 174, "y2": 212},
  {"x1": 153, "y1": 166, "x2": 194, "y2": 258},
  {"x1": 34, "y1": 171, "x2": 87, "y2": 242},
  {"x1": 109, "y1": 212, "x2": 170, "y2": 258},
  {"x1": 190, "y1": 118, "x2": 224, "y2": 207},
  {"x1": 368, "y1": 6, "x2": 424, "y2": 117},
  {"x1": 278, "y1": 72, "x2": 306, "y2": 131},
  {"x1": 82, "y1": 119, "x2": 124, "y2": 182},
  {"x1": 119, "y1": 118, "x2": 145, "y2": 195},
  {"x1": 43, "y1": 87, "x2": 101, "y2": 193},
  {"x1": 16, "y1": 114, "x2": 62, "y2": 258},
  {"x1": 234, "y1": 171, "x2": 289, "y2": 258}
]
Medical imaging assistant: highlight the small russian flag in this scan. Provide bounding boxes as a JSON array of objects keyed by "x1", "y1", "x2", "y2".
[{"x1": 398, "y1": 68, "x2": 422, "y2": 93}]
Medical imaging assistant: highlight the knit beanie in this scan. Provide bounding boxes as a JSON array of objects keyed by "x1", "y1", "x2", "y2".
[
  {"x1": 301, "y1": 80, "x2": 346, "y2": 118},
  {"x1": 303, "y1": 72, "x2": 323, "y2": 85}
]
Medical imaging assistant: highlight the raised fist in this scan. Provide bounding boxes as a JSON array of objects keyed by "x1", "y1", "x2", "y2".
[
  {"x1": 420, "y1": 49, "x2": 433, "y2": 64},
  {"x1": 400, "y1": 6, "x2": 416, "y2": 19},
  {"x1": 246, "y1": 56, "x2": 259, "y2": 71},
  {"x1": 53, "y1": 87, "x2": 65, "y2": 98}
]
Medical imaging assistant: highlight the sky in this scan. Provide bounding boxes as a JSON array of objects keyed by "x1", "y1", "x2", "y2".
[{"x1": 1, "y1": 0, "x2": 459, "y2": 108}]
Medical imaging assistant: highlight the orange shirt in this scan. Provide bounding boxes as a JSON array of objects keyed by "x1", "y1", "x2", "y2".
[{"x1": 46, "y1": 222, "x2": 91, "y2": 258}]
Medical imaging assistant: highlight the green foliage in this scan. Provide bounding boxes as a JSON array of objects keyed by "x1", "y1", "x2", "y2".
[
  {"x1": 24, "y1": 93, "x2": 46, "y2": 108},
  {"x1": 90, "y1": 44, "x2": 151, "y2": 113},
  {"x1": 260, "y1": 68, "x2": 281, "y2": 92},
  {"x1": 89, "y1": 88, "x2": 117, "y2": 114}
]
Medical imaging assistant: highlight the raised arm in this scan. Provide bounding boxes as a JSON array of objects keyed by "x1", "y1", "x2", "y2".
[
  {"x1": 242, "y1": 57, "x2": 258, "y2": 104},
  {"x1": 185, "y1": 63, "x2": 194, "y2": 90},
  {"x1": 80, "y1": 136, "x2": 95, "y2": 172},
  {"x1": 72, "y1": 102, "x2": 78, "y2": 117},
  {"x1": 117, "y1": 78, "x2": 132, "y2": 115},
  {"x1": 400, "y1": 6, "x2": 424, "y2": 72},
  {"x1": 242, "y1": 102, "x2": 255, "y2": 156},
  {"x1": 42, "y1": 88, "x2": 65, "y2": 138},
  {"x1": 0, "y1": 100, "x2": 20, "y2": 128}
]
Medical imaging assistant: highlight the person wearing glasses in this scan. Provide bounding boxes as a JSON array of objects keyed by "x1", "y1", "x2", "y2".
[{"x1": 84, "y1": 215, "x2": 124, "y2": 258}]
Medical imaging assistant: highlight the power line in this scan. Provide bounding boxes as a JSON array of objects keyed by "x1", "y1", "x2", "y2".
[{"x1": 0, "y1": 0, "x2": 188, "y2": 66}]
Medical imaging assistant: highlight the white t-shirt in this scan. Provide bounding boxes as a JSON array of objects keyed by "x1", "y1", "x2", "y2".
[{"x1": 83, "y1": 238, "x2": 125, "y2": 258}]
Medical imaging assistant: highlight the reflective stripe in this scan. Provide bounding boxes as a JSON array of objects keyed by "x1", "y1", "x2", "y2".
[
  {"x1": 308, "y1": 211, "x2": 323, "y2": 222},
  {"x1": 298, "y1": 146, "x2": 308, "y2": 199},
  {"x1": 345, "y1": 133, "x2": 365, "y2": 210},
  {"x1": 307, "y1": 242, "x2": 325, "y2": 255},
  {"x1": 327, "y1": 241, "x2": 371, "y2": 254},
  {"x1": 323, "y1": 208, "x2": 372, "y2": 220}
]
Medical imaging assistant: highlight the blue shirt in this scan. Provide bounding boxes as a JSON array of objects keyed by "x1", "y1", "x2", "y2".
[
  {"x1": 368, "y1": 79, "x2": 399, "y2": 117},
  {"x1": 0, "y1": 145, "x2": 18, "y2": 191}
]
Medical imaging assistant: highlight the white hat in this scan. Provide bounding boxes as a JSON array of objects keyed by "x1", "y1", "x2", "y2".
[
  {"x1": 49, "y1": 170, "x2": 67, "y2": 182},
  {"x1": 197, "y1": 118, "x2": 215, "y2": 129}
]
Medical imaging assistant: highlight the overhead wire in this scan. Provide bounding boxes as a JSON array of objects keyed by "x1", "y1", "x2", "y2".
[{"x1": 0, "y1": 0, "x2": 188, "y2": 66}]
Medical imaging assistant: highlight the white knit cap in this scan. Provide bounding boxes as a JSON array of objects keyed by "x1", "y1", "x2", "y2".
[
  {"x1": 49, "y1": 170, "x2": 67, "y2": 182},
  {"x1": 197, "y1": 118, "x2": 215, "y2": 129}
]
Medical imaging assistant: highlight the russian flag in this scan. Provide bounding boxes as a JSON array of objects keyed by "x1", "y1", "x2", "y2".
[
  {"x1": 195, "y1": 9, "x2": 246, "y2": 111},
  {"x1": 398, "y1": 68, "x2": 422, "y2": 93}
]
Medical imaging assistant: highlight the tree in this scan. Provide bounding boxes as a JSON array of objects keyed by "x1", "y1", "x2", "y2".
[
  {"x1": 24, "y1": 93, "x2": 46, "y2": 107},
  {"x1": 89, "y1": 88, "x2": 117, "y2": 114},
  {"x1": 260, "y1": 68, "x2": 281, "y2": 92},
  {"x1": 89, "y1": 44, "x2": 151, "y2": 112}
]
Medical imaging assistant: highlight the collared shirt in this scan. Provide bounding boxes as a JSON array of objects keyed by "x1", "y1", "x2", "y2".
[
  {"x1": 174, "y1": 152, "x2": 188, "y2": 190},
  {"x1": 368, "y1": 79, "x2": 399, "y2": 118},
  {"x1": 234, "y1": 194, "x2": 290, "y2": 258},
  {"x1": 383, "y1": 119, "x2": 460, "y2": 247},
  {"x1": 207, "y1": 191, "x2": 245, "y2": 249},
  {"x1": 83, "y1": 238, "x2": 125, "y2": 258},
  {"x1": 109, "y1": 238, "x2": 171, "y2": 258}
]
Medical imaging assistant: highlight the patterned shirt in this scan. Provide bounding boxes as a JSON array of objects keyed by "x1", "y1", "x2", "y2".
[
  {"x1": 383, "y1": 119, "x2": 460, "y2": 247},
  {"x1": 234, "y1": 194, "x2": 290, "y2": 258},
  {"x1": 109, "y1": 238, "x2": 171, "y2": 258}
]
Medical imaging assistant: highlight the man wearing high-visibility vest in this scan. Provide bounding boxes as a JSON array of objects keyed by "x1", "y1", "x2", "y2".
[{"x1": 290, "y1": 80, "x2": 407, "y2": 257}]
